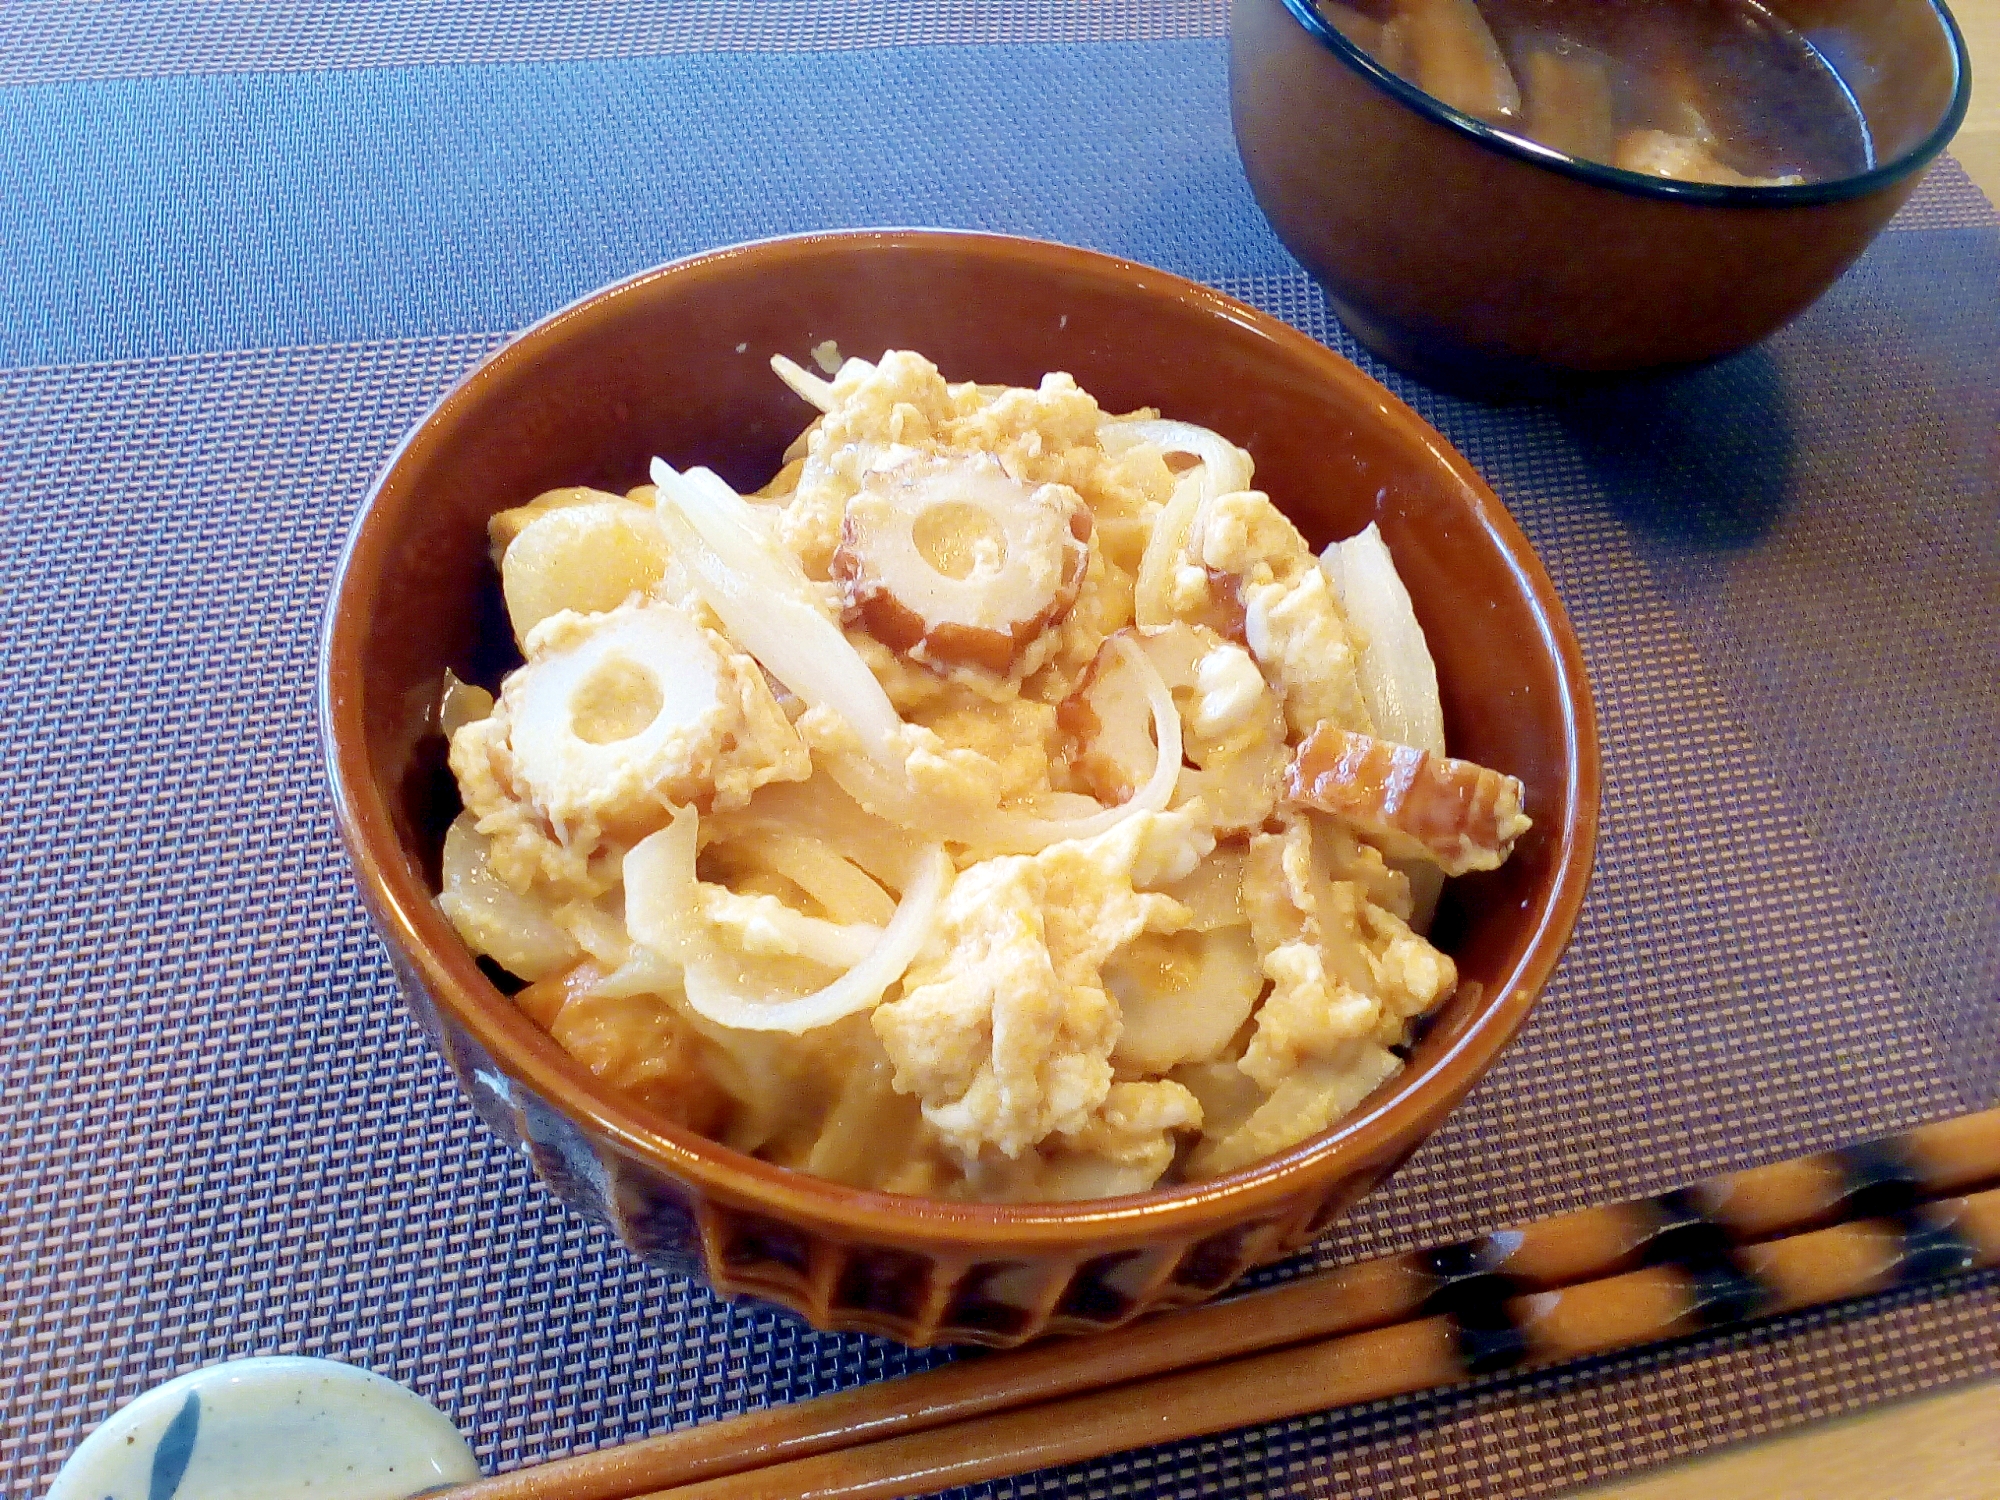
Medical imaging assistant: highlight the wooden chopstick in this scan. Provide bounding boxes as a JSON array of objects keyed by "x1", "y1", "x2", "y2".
[
  {"x1": 649, "y1": 1185, "x2": 2000, "y2": 1500},
  {"x1": 445, "y1": 1107, "x2": 2000, "y2": 1500}
]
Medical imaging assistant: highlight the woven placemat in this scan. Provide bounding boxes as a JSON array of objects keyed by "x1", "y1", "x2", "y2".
[
  {"x1": 0, "y1": 0, "x2": 1228, "y2": 86},
  {"x1": 3, "y1": 6, "x2": 1995, "y2": 1496}
]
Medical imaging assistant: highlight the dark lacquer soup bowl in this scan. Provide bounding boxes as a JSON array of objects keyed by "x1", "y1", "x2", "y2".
[
  {"x1": 320, "y1": 230, "x2": 1599, "y2": 1346},
  {"x1": 1230, "y1": 0, "x2": 1972, "y2": 394}
]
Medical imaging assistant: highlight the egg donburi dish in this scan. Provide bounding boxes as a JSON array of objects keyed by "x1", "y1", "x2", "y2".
[{"x1": 439, "y1": 350, "x2": 1530, "y2": 1202}]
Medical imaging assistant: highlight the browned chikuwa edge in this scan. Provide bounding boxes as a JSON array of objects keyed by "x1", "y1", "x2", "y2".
[
  {"x1": 437, "y1": 1107, "x2": 2000, "y2": 1500},
  {"x1": 1286, "y1": 724, "x2": 1528, "y2": 874}
]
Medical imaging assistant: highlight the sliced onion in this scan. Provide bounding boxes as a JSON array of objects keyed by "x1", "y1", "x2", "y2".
[
  {"x1": 1320, "y1": 524, "x2": 1447, "y2": 932},
  {"x1": 437, "y1": 669, "x2": 494, "y2": 737},
  {"x1": 827, "y1": 636, "x2": 1182, "y2": 855},
  {"x1": 437, "y1": 814, "x2": 579, "y2": 982},
  {"x1": 623, "y1": 806, "x2": 950, "y2": 1034},
  {"x1": 1190, "y1": 1045, "x2": 1403, "y2": 1179},
  {"x1": 1133, "y1": 472, "x2": 1203, "y2": 629},
  {"x1": 652, "y1": 458, "x2": 905, "y2": 769},
  {"x1": 712, "y1": 778, "x2": 919, "y2": 890},
  {"x1": 1015, "y1": 791, "x2": 1112, "y2": 820},
  {"x1": 623, "y1": 805, "x2": 706, "y2": 961},
  {"x1": 770, "y1": 353, "x2": 838, "y2": 411},
  {"x1": 728, "y1": 830, "x2": 897, "y2": 926},
  {"x1": 1320, "y1": 524, "x2": 1445, "y2": 756},
  {"x1": 697, "y1": 887, "x2": 883, "y2": 969},
  {"x1": 1106, "y1": 420, "x2": 1253, "y2": 630},
  {"x1": 1099, "y1": 418, "x2": 1254, "y2": 502}
]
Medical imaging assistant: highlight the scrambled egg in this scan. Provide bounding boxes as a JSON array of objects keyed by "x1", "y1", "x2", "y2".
[
  {"x1": 1176, "y1": 489, "x2": 1375, "y2": 738},
  {"x1": 873, "y1": 809, "x2": 1210, "y2": 1159},
  {"x1": 1237, "y1": 816, "x2": 1454, "y2": 1091}
]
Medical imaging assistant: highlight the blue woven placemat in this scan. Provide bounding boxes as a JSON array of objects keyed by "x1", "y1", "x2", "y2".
[{"x1": 4, "y1": 7, "x2": 1996, "y2": 1496}]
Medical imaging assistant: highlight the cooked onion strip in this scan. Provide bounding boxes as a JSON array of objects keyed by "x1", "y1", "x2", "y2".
[
  {"x1": 712, "y1": 779, "x2": 918, "y2": 890},
  {"x1": 828, "y1": 636, "x2": 1183, "y2": 854},
  {"x1": 623, "y1": 805, "x2": 704, "y2": 960},
  {"x1": 437, "y1": 815, "x2": 579, "y2": 982},
  {"x1": 1106, "y1": 420, "x2": 1253, "y2": 629},
  {"x1": 1320, "y1": 523, "x2": 1445, "y2": 755},
  {"x1": 730, "y1": 831, "x2": 898, "y2": 926},
  {"x1": 437, "y1": 669, "x2": 494, "y2": 737},
  {"x1": 697, "y1": 887, "x2": 883, "y2": 969},
  {"x1": 1100, "y1": 418, "x2": 1254, "y2": 502},
  {"x1": 624, "y1": 807, "x2": 950, "y2": 1033},
  {"x1": 1320, "y1": 524, "x2": 1448, "y2": 930},
  {"x1": 1132, "y1": 473, "x2": 1203, "y2": 629},
  {"x1": 770, "y1": 353, "x2": 838, "y2": 412},
  {"x1": 652, "y1": 458, "x2": 905, "y2": 769}
]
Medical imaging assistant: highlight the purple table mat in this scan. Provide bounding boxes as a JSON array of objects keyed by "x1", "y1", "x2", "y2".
[{"x1": 3, "y1": 5, "x2": 1996, "y2": 1496}]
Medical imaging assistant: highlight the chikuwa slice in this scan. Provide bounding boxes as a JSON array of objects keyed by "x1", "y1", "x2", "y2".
[
  {"x1": 832, "y1": 453, "x2": 1091, "y2": 673},
  {"x1": 503, "y1": 601, "x2": 805, "y2": 837},
  {"x1": 1285, "y1": 725, "x2": 1532, "y2": 875},
  {"x1": 1106, "y1": 924, "x2": 1266, "y2": 1074},
  {"x1": 498, "y1": 498, "x2": 677, "y2": 646}
]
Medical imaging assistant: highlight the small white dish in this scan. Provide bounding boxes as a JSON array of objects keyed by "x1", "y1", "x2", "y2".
[{"x1": 48, "y1": 1355, "x2": 479, "y2": 1500}]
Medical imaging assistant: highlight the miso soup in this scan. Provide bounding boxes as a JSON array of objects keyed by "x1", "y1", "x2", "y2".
[{"x1": 1318, "y1": 0, "x2": 1872, "y2": 185}]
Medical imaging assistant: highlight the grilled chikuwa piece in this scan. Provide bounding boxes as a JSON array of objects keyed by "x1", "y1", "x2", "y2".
[
  {"x1": 1285, "y1": 726, "x2": 1530, "y2": 875},
  {"x1": 833, "y1": 453, "x2": 1091, "y2": 673}
]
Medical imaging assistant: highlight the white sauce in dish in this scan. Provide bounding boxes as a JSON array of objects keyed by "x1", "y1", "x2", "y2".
[{"x1": 47, "y1": 1356, "x2": 479, "y2": 1500}]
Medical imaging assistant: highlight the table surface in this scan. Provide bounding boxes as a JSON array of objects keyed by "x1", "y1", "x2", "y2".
[
  {"x1": 1573, "y1": 0, "x2": 2000, "y2": 1485},
  {"x1": 3, "y1": 6, "x2": 1996, "y2": 1499}
]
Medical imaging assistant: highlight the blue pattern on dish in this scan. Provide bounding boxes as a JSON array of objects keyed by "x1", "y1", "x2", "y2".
[{"x1": 146, "y1": 1393, "x2": 200, "y2": 1500}]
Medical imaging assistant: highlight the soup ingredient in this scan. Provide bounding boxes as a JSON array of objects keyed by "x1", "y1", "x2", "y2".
[
  {"x1": 1614, "y1": 127, "x2": 1804, "y2": 186},
  {"x1": 1392, "y1": 0, "x2": 1521, "y2": 123},
  {"x1": 1520, "y1": 43, "x2": 1615, "y2": 161},
  {"x1": 1319, "y1": 0, "x2": 1869, "y2": 185}
]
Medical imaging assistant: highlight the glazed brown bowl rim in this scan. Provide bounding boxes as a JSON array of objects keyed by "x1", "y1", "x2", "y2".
[
  {"x1": 1265, "y1": 0, "x2": 1972, "y2": 208},
  {"x1": 320, "y1": 227, "x2": 1601, "y2": 1252}
]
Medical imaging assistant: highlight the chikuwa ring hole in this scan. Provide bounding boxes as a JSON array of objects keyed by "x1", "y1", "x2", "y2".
[
  {"x1": 570, "y1": 656, "x2": 665, "y2": 744},
  {"x1": 913, "y1": 499, "x2": 1007, "y2": 580}
]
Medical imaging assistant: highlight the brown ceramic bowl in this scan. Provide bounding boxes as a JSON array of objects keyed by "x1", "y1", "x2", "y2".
[
  {"x1": 320, "y1": 230, "x2": 1599, "y2": 1347},
  {"x1": 1231, "y1": 0, "x2": 1972, "y2": 395}
]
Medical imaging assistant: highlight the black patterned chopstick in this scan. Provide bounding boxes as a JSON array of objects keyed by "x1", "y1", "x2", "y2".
[{"x1": 444, "y1": 1108, "x2": 2000, "y2": 1500}]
